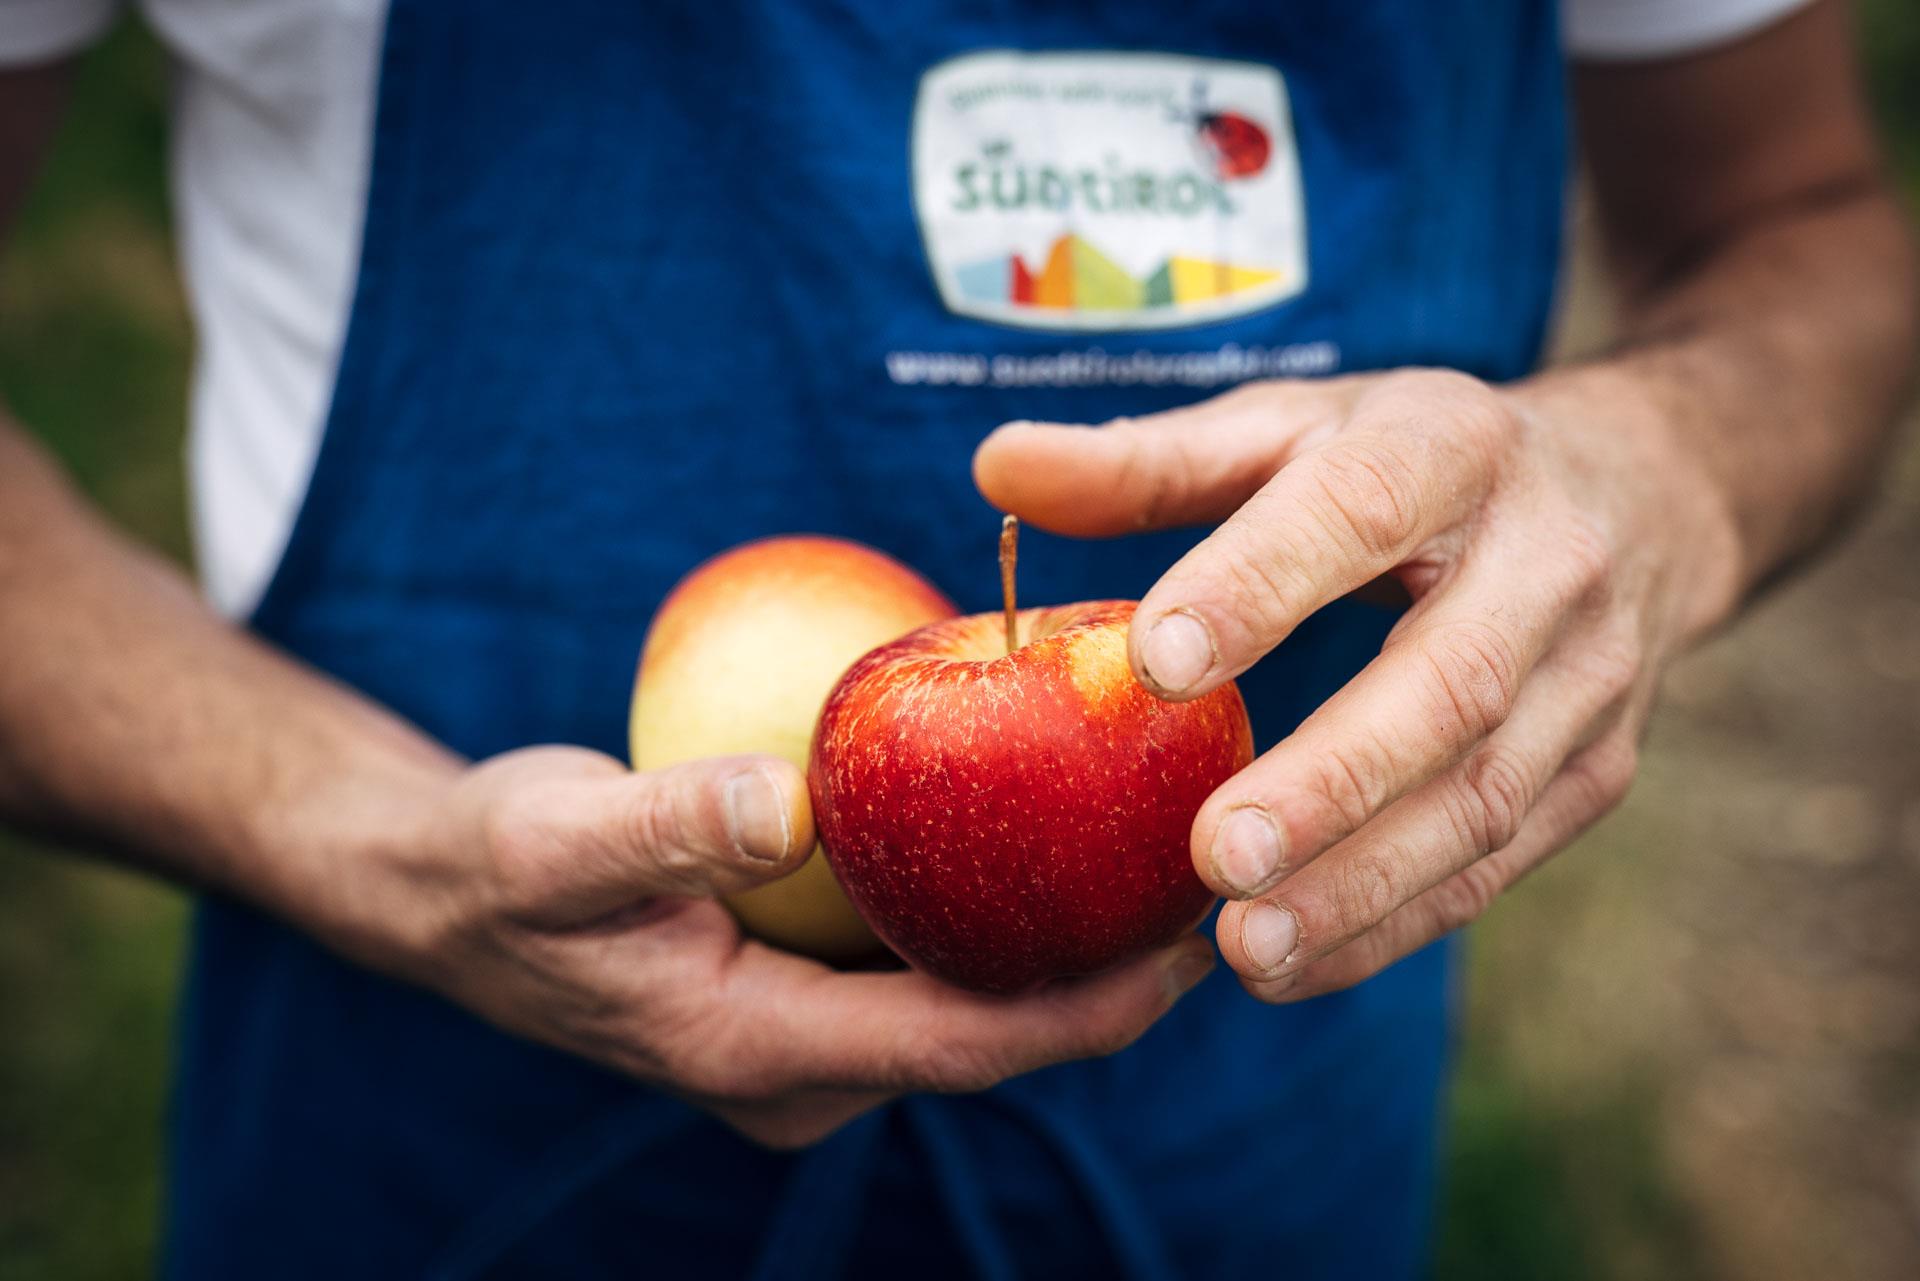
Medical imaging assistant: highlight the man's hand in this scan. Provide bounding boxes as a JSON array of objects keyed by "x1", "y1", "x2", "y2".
[
  {"x1": 0, "y1": 417, "x2": 1211, "y2": 1154},
  {"x1": 0, "y1": 50, "x2": 1212, "y2": 1155},
  {"x1": 0, "y1": 410, "x2": 1207, "y2": 1154},
  {"x1": 337, "y1": 745, "x2": 1213, "y2": 1148},
  {"x1": 974, "y1": 0, "x2": 1916, "y2": 1005},
  {"x1": 975, "y1": 369, "x2": 1735, "y2": 1002}
]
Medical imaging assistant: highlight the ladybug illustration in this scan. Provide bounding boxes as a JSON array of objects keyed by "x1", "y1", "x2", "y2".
[
  {"x1": 1176, "y1": 80, "x2": 1272, "y2": 181},
  {"x1": 1197, "y1": 110, "x2": 1271, "y2": 180}
]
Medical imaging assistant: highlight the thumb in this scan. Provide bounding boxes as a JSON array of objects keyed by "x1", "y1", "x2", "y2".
[
  {"x1": 486, "y1": 753, "x2": 814, "y2": 927},
  {"x1": 970, "y1": 379, "x2": 1352, "y2": 537}
]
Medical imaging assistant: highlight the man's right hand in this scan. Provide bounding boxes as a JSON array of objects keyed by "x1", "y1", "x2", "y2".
[
  {"x1": 0, "y1": 402, "x2": 1207, "y2": 1153},
  {"x1": 4, "y1": 42, "x2": 1207, "y2": 1127},
  {"x1": 333, "y1": 746, "x2": 1214, "y2": 1149},
  {"x1": 0, "y1": 56, "x2": 1204, "y2": 1153}
]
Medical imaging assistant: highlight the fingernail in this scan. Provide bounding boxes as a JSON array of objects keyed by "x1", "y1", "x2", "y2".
[
  {"x1": 1163, "y1": 946, "x2": 1215, "y2": 1002},
  {"x1": 1210, "y1": 805, "x2": 1286, "y2": 896},
  {"x1": 1239, "y1": 902, "x2": 1300, "y2": 975},
  {"x1": 725, "y1": 768, "x2": 793, "y2": 863},
  {"x1": 1140, "y1": 609, "x2": 1216, "y2": 695}
]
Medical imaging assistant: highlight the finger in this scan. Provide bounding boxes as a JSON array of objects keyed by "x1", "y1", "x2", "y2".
[
  {"x1": 1242, "y1": 732, "x2": 1640, "y2": 1003},
  {"x1": 489, "y1": 755, "x2": 814, "y2": 926},
  {"x1": 1190, "y1": 534, "x2": 1618, "y2": 899},
  {"x1": 971, "y1": 379, "x2": 1356, "y2": 537},
  {"x1": 1213, "y1": 639, "x2": 1635, "y2": 982},
  {"x1": 702, "y1": 935, "x2": 1216, "y2": 1097},
  {"x1": 1129, "y1": 372, "x2": 1518, "y2": 700}
]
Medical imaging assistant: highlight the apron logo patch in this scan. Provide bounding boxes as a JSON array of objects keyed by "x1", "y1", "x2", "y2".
[{"x1": 912, "y1": 51, "x2": 1308, "y2": 332}]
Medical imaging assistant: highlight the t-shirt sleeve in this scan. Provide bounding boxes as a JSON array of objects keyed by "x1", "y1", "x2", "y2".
[
  {"x1": 0, "y1": 0, "x2": 122, "y2": 66},
  {"x1": 1563, "y1": 0, "x2": 1816, "y2": 60}
]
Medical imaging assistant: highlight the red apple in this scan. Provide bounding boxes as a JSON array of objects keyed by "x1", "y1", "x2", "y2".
[{"x1": 809, "y1": 600, "x2": 1254, "y2": 994}]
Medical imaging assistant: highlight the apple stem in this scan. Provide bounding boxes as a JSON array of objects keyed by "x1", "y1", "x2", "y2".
[{"x1": 1000, "y1": 514, "x2": 1019, "y2": 654}]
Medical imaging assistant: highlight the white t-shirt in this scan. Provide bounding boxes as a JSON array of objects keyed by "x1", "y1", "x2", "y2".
[{"x1": 2, "y1": 0, "x2": 1815, "y2": 616}]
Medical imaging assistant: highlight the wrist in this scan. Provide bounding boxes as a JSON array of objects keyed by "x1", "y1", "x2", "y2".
[
  {"x1": 1508, "y1": 364, "x2": 1747, "y2": 647},
  {"x1": 246, "y1": 725, "x2": 467, "y2": 978}
]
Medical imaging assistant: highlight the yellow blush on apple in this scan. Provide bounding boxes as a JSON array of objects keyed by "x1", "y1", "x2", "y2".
[{"x1": 630, "y1": 536, "x2": 956, "y2": 961}]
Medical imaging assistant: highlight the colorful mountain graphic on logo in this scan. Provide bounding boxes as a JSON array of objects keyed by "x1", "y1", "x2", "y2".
[{"x1": 951, "y1": 234, "x2": 1283, "y2": 316}]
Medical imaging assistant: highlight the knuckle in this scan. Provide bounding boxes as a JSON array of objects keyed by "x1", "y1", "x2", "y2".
[
  {"x1": 1306, "y1": 733, "x2": 1395, "y2": 838},
  {"x1": 482, "y1": 792, "x2": 564, "y2": 912},
  {"x1": 1581, "y1": 631, "x2": 1644, "y2": 710},
  {"x1": 1558, "y1": 737, "x2": 1638, "y2": 823},
  {"x1": 1423, "y1": 617, "x2": 1522, "y2": 741},
  {"x1": 620, "y1": 785, "x2": 678, "y2": 862},
  {"x1": 1310, "y1": 439, "x2": 1424, "y2": 560},
  {"x1": 621, "y1": 783, "x2": 711, "y2": 887},
  {"x1": 1212, "y1": 525, "x2": 1316, "y2": 636},
  {"x1": 1555, "y1": 511, "x2": 1617, "y2": 603},
  {"x1": 1447, "y1": 386, "x2": 1520, "y2": 459},
  {"x1": 1583, "y1": 737, "x2": 1641, "y2": 810},
  {"x1": 1334, "y1": 853, "x2": 1404, "y2": 935},
  {"x1": 1111, "y1": 421, "x2": 1191, "y2": 530},
  {"x1": 1458, "y1": 743, "x2": 1536, "y2": 855},
  {"x1": 1373, "y1": 367, "x2": 1463, "y2": 406},
  {"x1": 1430, "y1": 862, "x2": 1503, "y2": 933},
  {"x1": 1377, "y1": 369, "x2": 1517, "y2": 456}
]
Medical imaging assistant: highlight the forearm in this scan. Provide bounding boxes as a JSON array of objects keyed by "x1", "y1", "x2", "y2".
[
  {"x1": 1533, "y1": 1, "x2": 1920, "y2": 631},
  {"x1": 1518, "y1": 183, "x2": 1917, "y2": 631},
  {"x1": 0, "y1": 416, "x2": 458, "y2": 943}
]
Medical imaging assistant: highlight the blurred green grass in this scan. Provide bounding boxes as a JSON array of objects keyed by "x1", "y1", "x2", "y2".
[
  {"x1": 1, "y1": 11, "x2": 1916, "y2": 1279},
  {"x1": 0, "y1": 27, "x2": 188, "y2": 1281}
]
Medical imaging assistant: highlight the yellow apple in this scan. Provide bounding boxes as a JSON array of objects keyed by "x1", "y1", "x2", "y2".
[{"x1": 630, "y1": 536, "x2": 956, "y2": 960}]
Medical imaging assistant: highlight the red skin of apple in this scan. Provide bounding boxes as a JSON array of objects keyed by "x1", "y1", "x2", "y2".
[{"x1": 810, "y1": 600, "x2": 1255, "y2": 995}]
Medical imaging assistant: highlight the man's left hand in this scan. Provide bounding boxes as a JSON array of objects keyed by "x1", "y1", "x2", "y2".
[{"x1": 974, "y1": 367, "x2": 1742, "y2": 1001}]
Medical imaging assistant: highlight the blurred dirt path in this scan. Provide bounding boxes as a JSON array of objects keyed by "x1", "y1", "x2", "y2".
[
  {"x1": 1648, "y1": 436, "x2": 1920, "y2": 1281},
  {"x1": 1482, "y1": 225, "x2": 1920, "y2": 1281}
]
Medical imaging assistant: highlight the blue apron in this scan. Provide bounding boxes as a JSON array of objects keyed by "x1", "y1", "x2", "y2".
[{"x1": 162, "y1": 3, "x2": 1566, "y2": 1277}]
